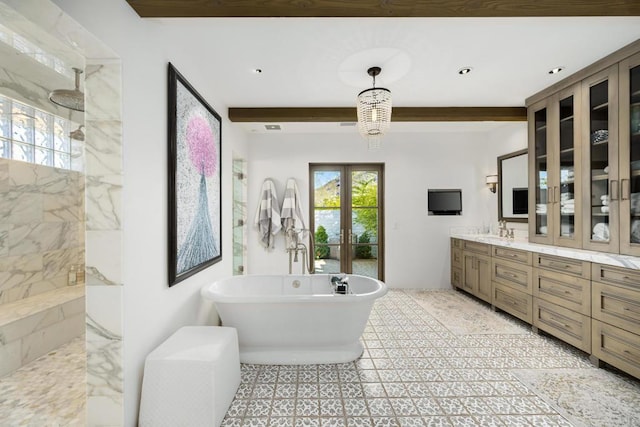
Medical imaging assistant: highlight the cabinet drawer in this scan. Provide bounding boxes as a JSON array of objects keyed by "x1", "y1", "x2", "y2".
[
  {"x1": 533, "y1": 298, "x2": 591, "y2": 352},
  {"x1": 451, "y1": 267, "x2": 462, "y2": 288},
  {"x1": 592, "y1": 320, "x2": 640, "y2": 379},
  {"x1": 451, "y1": 238, "x2": 463, "y2": 249},
  {"x1": 451, "y1": 247, "x2": 462, "y2": 269},
  {"x1": 592, "y1": 264, "x2": 640, "y2": 290},
  {"x1": 492, "y1": 246, "x2": 533, "y2": 265},
  {"x1": 592, "y1": 281, "x2": 640, "y2": 335},
  {"x1": 535, "y1": 253, "x2": 590, "y2": 279},
  {"x1": 462, "y1": 241, "x2": 491, "y2": 256},
  {"x1": 493, "y1": 282, "x2": 532, "y2": 324},
  {"x1": 492, "y1": 258, "x2": 533, "y2": 294},
  {"x1": 533, "y1": 269, "x2": 591, "y2": 315}
]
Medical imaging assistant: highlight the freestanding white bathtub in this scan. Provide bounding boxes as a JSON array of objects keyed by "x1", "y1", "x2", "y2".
[{"x1": 201, "y1": 274, "x2": 387, "y2": 364}]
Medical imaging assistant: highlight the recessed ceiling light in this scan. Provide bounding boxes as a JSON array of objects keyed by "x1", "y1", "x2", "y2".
[
  {"x1": 549, "y1": 67, "x2": 564, "y2": 74},
  {"x1": 458, "y1": 67, "x2": 472, "y2": 75},
  {"x1": 265, "y1": 124, "x2": 281, "y2": 130},
  {"x1": 253, "y1": 68, "x2": 263, "y2": 74}
]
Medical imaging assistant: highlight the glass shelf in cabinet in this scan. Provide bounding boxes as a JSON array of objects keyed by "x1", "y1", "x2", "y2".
[{"x1": 592, "y1": 101, "x2": 609, "y2": 111}]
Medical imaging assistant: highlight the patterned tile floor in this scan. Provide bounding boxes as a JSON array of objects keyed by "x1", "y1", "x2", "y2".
[{"x1": 1, "y1": 290, "x2": 639, "y2": 426}]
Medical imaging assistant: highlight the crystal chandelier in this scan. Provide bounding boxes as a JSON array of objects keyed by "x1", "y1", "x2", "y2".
[{"x1": 357, "y1": 66, "x2": 392, "y2": 149}]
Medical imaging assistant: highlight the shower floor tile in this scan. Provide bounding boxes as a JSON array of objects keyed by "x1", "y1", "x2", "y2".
[
  {"x1": 0, "y1": 336, "x2": 85, "y2": 426},
  {"x1": 223, "y1": 289, "x2": 640, "y2": 427}
]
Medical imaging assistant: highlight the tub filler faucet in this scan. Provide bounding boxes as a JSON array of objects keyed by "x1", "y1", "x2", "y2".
[{"x1": 331, "y1": 274, "x2": 349, "y2": 295}]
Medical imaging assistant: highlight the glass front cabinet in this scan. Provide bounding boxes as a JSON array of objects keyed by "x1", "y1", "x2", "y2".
[
  {"x1": 582, "y1": 66, "x2": 619, "y2": 253},
  {"x1": 620, "y1": 52, "x2": 640, "y2": 256},
  {"x1": 528, "y1": 85, "x2": 582, "y2": 248},
  {"x1": 528, "y1": 44, "x2": 640, "y2": 256}
]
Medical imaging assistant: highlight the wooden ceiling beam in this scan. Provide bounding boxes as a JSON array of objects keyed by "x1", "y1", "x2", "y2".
[
  {"x1": 125, "y1": 0, "x2": 640, "y2": 17},
  {"x1": 228, "y1": 107, "x2": 527, "y2": 122}
]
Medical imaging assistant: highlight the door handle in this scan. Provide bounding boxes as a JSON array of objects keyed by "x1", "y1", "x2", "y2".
[
  {"x1": 610, "y1": 180, "x2": 619, "y2": 201},
  {"x1": 621, "y1": 179, "x2": 630, "y2": 201},
  {"x1": 554, "y1": 186, "x2": 559, "y2": 204},
  {"x1": 340, "y1": 229, "x2": 344, "y2": 244}
]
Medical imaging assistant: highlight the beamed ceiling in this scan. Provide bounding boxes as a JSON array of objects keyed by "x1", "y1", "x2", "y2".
[
  {"x1": 125, "y1": 1, "x2": 640, "y2": 18},
  {"x1": 124, "y1": 1, "x2": 640, "y2": 125}
]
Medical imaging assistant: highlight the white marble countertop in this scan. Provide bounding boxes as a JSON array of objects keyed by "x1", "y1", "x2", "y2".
[{"x1": 451, "y1": 233, "x2": 640, "y2": 270}]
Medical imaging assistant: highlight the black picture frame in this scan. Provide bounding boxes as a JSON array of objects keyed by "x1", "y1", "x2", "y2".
[{"x1": 168, "y1": 63, "x2": 222, "y2": 286}]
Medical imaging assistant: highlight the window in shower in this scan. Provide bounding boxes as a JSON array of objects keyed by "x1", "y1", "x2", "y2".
[{"x1": 0, "y1": 95, "x2": 80, "y2": 171}]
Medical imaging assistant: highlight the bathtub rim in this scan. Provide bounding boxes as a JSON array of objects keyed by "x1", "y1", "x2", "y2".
[{"x1": 201, "y1": 273, "x2": 387, "y2": 304}]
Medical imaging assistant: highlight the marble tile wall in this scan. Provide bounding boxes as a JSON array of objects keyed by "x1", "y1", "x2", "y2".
[
  {"x1": 84, "y1": 60, "x2": 124, "y2": 427},
  {"x1": 0, "y1": 158, "x2": 85, "y2": 305}
]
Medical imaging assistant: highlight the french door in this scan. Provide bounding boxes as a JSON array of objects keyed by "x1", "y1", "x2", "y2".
[{"x1": 309, "y1": 163, "x2": 384, "y2": 280}]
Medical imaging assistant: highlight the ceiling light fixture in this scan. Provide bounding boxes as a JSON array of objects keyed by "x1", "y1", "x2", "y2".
[
  {"x1": 458, "y1": 67, "x2": 473, "y2": 75},
  {"x1": 357, "y1": 66, "x2": 392, "y2": 150},
  {"x1": 253, "y1": 68, "x2": 263, "y2": 74},
  {"x1": 548, "y1": 67, "x2": 564, "y2": 74}
]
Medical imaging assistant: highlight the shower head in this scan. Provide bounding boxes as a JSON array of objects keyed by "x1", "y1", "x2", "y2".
[
  {"x1": 70, "y1": 125, "x2": 85, "y2": 141},
  {"x1": 49, "y1": 67, "x2": 84, "y2": 112}
]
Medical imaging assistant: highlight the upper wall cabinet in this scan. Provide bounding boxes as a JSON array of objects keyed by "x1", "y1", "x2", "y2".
[
  {"x1": 619, "y1": 52, "x2": 640, "y2": 256},
  {"x1": 581, "y1": 65, "x2": 620, "y2": 253},
  {"x1": 529, "y1": 84, "x2": 582, "y2": 248},
  {"x1": 527, "y1": 39, "x2": 640, "y2": 256}
]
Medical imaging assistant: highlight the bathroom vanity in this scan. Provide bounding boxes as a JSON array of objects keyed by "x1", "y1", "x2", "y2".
[{"x1": 451, "y1": 234, "x2": 640, "y2": 380}]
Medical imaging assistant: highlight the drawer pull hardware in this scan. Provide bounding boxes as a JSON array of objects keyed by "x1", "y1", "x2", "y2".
[
  {"x1": 549, "y1": 261, "x2": 571, "y2": 270},
  {"x1": 548, "y1": 316, "x2": 571, "y2": 329},
  {"x1": 623, "y1": 350, "x2": 640, "y2": 363}
]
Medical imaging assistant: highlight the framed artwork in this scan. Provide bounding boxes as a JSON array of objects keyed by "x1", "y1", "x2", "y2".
[{"x1": 168, "y1": 63, "x2": 222, "y2": 286}]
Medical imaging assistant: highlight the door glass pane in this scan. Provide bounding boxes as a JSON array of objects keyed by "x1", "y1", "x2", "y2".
[
  {"x1": 589, "y1": 80, "x2": 610, "y2": 243},
  {"x1": 351, "y1": 170, "x2": 379, "y2": 279},
  {"x1": 534, "y1": 108, "x2": 549, "y2": 236},
  {"x1": 629, "y1": 65, "x2": 640, "y2": 244},
  {"x1": 313, "y1": 170, "x2": 341, "y2": 274},
  {"x1": 559, "y1": 95, "x2": 576, "y2": 238}
]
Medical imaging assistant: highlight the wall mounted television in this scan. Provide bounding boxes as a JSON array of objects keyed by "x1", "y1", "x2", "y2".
[
  {"x1": 428, "y1": 189, "x2": 462, "y2": 216},
  {"x1": 512, "y1": 187, "x2": 529, "y2": 215}
]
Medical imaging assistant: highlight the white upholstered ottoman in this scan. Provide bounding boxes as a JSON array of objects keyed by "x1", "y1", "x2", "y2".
[{"x1": 138, "y1": 326, "x2": 240, "y2": 427}]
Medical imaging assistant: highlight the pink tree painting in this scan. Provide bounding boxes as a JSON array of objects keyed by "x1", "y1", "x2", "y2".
[
  {"x1": 177, "y1": 114, "x2": 219, "y2": 273},
  {"x1": 169, "y1": 63, "x2": 222, "y2": 285}
]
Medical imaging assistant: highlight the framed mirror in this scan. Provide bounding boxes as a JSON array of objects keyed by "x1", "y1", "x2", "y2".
[{"x1": 498, "y1": 148, "x2": 528, "y2": 223}]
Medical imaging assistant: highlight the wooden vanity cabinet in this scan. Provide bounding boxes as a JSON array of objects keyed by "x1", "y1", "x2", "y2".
[
  {"x1": 591, "y1": 263, "x2": 640, "y2": 378},
  {"x1": 491, "y1": 246, "x2": 533, "y2": 323},
  {"x1": 451, "y1": 238, "x2": 463, "y2": 288},
  {"x1": 461, "y1": 241, "x2": 492, "y2": 303},
  {"x1": 532, "y1": 253, "x2": 592, "y2": 352},
  {"x1": 450, "y1": 237, "x2": 640, "y2": 379}
]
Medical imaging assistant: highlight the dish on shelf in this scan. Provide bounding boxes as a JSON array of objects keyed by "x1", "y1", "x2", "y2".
[{"x1": 591, "y1": 129, "x2": 609, "y2": 144}]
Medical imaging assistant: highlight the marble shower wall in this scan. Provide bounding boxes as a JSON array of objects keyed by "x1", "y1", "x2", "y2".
[
  {"x1": 84, "y1": 60, "x2": 124, "y2": 426},
  {"x1": 0, "y1": 157, "x2": 85, "y2": 305}
]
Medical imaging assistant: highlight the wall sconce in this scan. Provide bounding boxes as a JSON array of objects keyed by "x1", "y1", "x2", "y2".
[{"x1": 486, "y1": 175, "x2": 498, "y2": 193}]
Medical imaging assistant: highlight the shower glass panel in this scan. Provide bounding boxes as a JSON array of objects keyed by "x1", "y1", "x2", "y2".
[{"x1": 232, "y1": 158, "x2": 247, "y2": 275}]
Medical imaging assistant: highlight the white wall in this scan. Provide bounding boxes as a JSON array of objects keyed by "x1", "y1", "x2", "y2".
[
  {"x1": 49, "y1": 1, "x2": 248, "y2": 425},
  {"x1": 247, "y1": 123, "x2": 527, "y2": 288}
]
